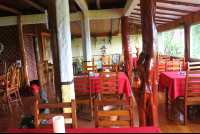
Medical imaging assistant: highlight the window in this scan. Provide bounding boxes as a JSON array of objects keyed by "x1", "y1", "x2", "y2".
[
  {"x1": 158, "y1": 29, "x2": 185, "y2": 57},
  {"x1": 190, "y1": 23, "x2": 200, "y2": 59}
]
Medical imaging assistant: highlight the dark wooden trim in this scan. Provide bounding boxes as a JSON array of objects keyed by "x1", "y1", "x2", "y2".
[
  {"x1": 49, "y1": 0, "x2": 62, "y2": 103},
  {"x1": 21, "y1": 0, "x2": 46, "y2": 12},
  {"x1": 0, "y1": 4, "x2": 23, "y2": 15},
  {"x1": 61, "y1": 79, "x2": 74, "y2": 85},
  {"x1": 23, "y1": 33, "x2": 36, "y2": 36}
]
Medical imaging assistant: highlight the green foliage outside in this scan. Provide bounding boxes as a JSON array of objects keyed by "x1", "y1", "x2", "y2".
[
  {"x1": 164, "y1": 30, "x2": 184, "y2": 57},
  {"x1": 191, "y1": 24, "x2": 200, "y2": 59}
]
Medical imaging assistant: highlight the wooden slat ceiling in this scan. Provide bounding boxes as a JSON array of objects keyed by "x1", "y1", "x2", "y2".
[{"x1": 129, "y1": 0, "x2": 200, "y2": 27}]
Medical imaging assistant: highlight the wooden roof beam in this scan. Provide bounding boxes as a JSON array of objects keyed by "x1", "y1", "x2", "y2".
[
  {"x1": 129, "y1": 18, "x2": 169, "y2": 23},
  {"x1": 137, "y1": 4, "x2": 193, "y2": 13},
  {"x1": 124, "y1": 0, "x2": 139, "y2": 16},
  {"x1": 75, "y1": 0, "x2": 88, "y2": 13},
  {"x1": 0, "y1": 4, "x2": 23, "y2": 15},
  {"x1": 130, "y1": 13, "x2": 177, "y2": 21},
  {"x1": 156, "y1": 0, "x2": 200, "y2": 7},
  {"x1": 133, "y1": 9, "x2": 183, "y2": 17},
  {"x1": 21, "y1": 0, "x2": 46, "y2": 12},
  {"x1": 96, "y1": 0, "x2": 101, "y2": 9}
]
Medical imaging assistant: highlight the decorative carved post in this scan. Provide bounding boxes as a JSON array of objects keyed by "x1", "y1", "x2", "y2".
[
  {"x1": 121, "y1": 16, "x2": 133, "y2": 85},
  {"x1": 18, "y1": 16, "x2": 30, "y2": 94},
  {"x1": 133, "y1": 0, "x2": 159, "y2": 127}
]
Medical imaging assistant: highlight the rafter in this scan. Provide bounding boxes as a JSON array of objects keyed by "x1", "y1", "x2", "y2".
[
  {"x1": 131, "y1": 13, "x2": 177, "y2": 21},
  {"x1": 96, "y1": 0, "x2": 101, "y2": 9},
  {"x1": 156, "y1": 0, "x2": 200, "y2": 7},
  {"x1": 21, "y1": 0, "x2": 45, "y2": 12},
  {"x1": 0, "y1": 4, "x2": 23, "y2": 15},
  {"x1": 137, "y1": 4, "x2": 193, "y2": 13},
  {"x1": 75, "y1": 0, "x2": 88, "y2": 13},
  {"x1": 129, "y1": 18, "x2": 169, "y2": 23},
  {"x1": 124, "y1": 0, "x2": 139, "y2": 16},
  {"x1": 133, "y1": 9, "x2": 183, "y2": 17}
]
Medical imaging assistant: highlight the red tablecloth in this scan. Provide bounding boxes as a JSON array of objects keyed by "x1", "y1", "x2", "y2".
[
  {"x1": 133, "y1": 57, "x2": 138, "y2": 67},
  {"x1": 159, "y1": 71, "x2": 200, "y2": 101},
  {"x1": 75, "y1": 72, "x2": 132, "y2": 100},
  {"x1": 6, "y1": 127, "x2": 161, "y2": 133}
]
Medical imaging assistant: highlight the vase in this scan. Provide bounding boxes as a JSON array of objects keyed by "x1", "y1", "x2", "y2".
[{"x1": 31, "y1": 89, "x2": 39, "y2": 96}]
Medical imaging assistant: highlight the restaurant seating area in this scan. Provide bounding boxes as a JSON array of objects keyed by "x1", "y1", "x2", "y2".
[{"x1": 1, "y1": 81, "x2": 200, "y2": 133}]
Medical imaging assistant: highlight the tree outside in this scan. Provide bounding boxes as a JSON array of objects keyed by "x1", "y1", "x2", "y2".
[
  {"x1": 158, "y1": 28, "x2": 184, "y2": 57},
  {"x1": 190, "y1": 24, "x2": 200, "y2": 59}
]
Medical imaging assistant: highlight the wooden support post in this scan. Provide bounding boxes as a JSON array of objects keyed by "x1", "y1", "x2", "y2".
[
  {"x1": 49, "y1": 0, "x2": 62, "y2": 102},
  {"x1": 185, "y1": 25, "x2": 190, "y2": 62},
  {"x1": 121, "y1": 16, "x2": 133, "y2": 85},
  {"x1": 34, "y1": 25, "x2": 43, "y2": 87},
  {"x1": 18, "y1": 16, "x2": 30, "y2": 94},
  {"x1": 133, "y1": 0, "x2": 158, "y2": 127}
]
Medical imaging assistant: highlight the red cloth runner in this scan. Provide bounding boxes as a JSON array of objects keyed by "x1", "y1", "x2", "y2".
[
  {"x1": 133, "y1": 57, "x2": 138, "y2": 67},
  {"x1": 159, "y1": 71, "x2": 200, "y2": 100},
  {"x1": 6, "y1": 127, "x2": 161, "y2": 133},
  {"x1": 74, "y1": 72, "x2": 132, "y2": 100}
]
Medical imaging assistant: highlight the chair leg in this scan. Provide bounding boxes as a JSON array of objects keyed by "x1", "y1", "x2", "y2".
[
  {"x1": 165, "y1": 91, "x2": 168, "y2": 110},
  {"x1": 89, "y1": 100, "x2": 93, "y2": 121},
  {"x1": 16, "y1": 90, "x2": 23, "y2": 105},
  {"x1": 6, "y1": 94, "x2": 12, "y2": 113},
  {"x1": 184, "y1": 104, "x2": 187, "y2": 125}
]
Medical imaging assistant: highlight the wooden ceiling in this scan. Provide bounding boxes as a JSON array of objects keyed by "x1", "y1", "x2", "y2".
[
  {"x1": 129, "y1": 0, "x2": 200, "y2": 27},
  {"x1": 1, "y1": 0, "x2": 200, "y2": 35}
]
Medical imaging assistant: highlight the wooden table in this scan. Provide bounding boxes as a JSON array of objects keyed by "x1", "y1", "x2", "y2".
[{"x1": 6, "y1": 127, "x2": 161, "y2": 133}]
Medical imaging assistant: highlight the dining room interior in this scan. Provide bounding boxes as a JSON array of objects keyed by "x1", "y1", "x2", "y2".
[{"x1": 1, "y1": 0, "x2": 200, "y2": 133}]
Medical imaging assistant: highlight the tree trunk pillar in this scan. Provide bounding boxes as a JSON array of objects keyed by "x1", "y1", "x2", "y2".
[
  {"x1": 121, "y1": 16, "x2": 133, "y2": 85},
  {"x1": 18, "y1": 16, "x2": 30, "y2": 94},
  {"x1": 133, "y1": 0, "x2": 159, "y2": 127}
]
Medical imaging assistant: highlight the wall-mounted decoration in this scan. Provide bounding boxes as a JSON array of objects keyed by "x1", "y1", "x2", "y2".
[
  {"x1": 108, "y1": 33, "x2": 113, "y2": 45},
  {"x1": 0, "y1": 43, "x2": 4, "y2": 55},
  {"x1": 93, "y1": 34, "x2": 97, "y2": 48},
  {"x1": 41, "y1": 32, "x2": 52, "y2": 61}
]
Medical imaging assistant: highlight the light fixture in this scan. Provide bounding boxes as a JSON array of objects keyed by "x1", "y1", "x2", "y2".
[{"x1": 179, "y1": 21, "x2": 185, "y2": 29}]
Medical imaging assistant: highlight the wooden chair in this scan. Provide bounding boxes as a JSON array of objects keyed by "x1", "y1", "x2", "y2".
[
  {"x1": 102, "y1": 56, "x2": 110, "y2": 65},
  {"x1": 102, "y1": 64, "x2": 118, "y2": 72},
  {"x1": 160, "y1": 55, "x2": 170, "y2": 60},
  {"x1": 118, "y1": 55, "x2": 124, "y2": 72},
  {"x1": 74, "y1": 73, "x2": 93, "y2": 121},
  {"x1": 0, "y1": 62, "x2": 23, "y2": 113},
  {"x1": 82, "y1": 65, "x2": 97, "y2": 73},
  {"x1": 173, "y1": 58, "x2": 185, "y2": 71},
  {"x1": 94, "y1": 97, "x2": 134, "y2": 128},
  {"x1": 188, "y1": 62, "x2": 200, "y2": 71},
  {"x1": 176, "y1": 70, "x2": 200, "y2": 125},
  {"x1": 166, "y1": 62, "x2": 182, "y2": 72},
  {"x1": 100, "y1": 71, "x2": 120, "y2": 100},
  {"x1": 92, "y1": 57, "x2": 94, "y2": 66},
  {"x1": 33, "y1": 100, "x2": 77, "y2": 129},
  {"x1": 159, "y1": 59, "x2": 167, "y2": 76}
]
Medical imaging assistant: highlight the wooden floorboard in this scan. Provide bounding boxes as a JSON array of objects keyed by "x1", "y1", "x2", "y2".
[{"x1": 0, "y1": 80, "x2": 200, "y2": 133}]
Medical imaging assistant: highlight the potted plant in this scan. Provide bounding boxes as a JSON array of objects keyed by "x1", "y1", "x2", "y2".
[{"x1": 18, "y1": 113, "x2": 35, "y2": 129}]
